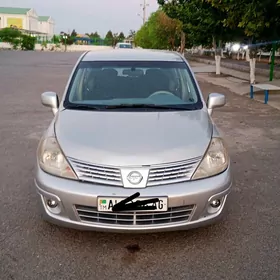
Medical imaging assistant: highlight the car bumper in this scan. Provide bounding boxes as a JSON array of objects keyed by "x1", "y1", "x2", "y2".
[{"x1": 34, "y1": 164, "x2": 233, "y2": 233}]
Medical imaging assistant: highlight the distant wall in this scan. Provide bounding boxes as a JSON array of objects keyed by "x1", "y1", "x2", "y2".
[
  {"x1": 0, "y1": 42, "x2": 113, "y2": 52},
  {"x1": 59, "y1": 44, "x2": 113, "y2": 52}
]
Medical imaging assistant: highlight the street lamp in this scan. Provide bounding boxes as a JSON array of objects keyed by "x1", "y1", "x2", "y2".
[
  {"x1": 139, "y1": 0, "x2": 149, "y2": 25},
  {"x1": 62, "y1": 34, "x2": 68, "y2": 52},
  {"x1": 62, "y1": 34, "x2": 67, "y2": 44}
]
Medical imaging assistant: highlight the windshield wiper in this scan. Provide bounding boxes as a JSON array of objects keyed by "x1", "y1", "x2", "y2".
[
  {"x1": 104, "y1": 104, "x2": 190, "y2": 110},
  {"x1": 65, "y1": 104, "x2": 101, "y2": 111},
  {"x1": 112, "y1": 192, "x2": 160, "y2": 212}
]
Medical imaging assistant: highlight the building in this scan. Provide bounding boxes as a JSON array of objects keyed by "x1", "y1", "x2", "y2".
[
  {"x1": 0, "y1": 7, "x2": 55, "y2": 37},
  {"x1": 38, "y1": 16, "x2": 55, "y2": 37}
]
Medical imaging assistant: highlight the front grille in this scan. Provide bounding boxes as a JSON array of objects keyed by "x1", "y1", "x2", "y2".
[
  {"x1": 68, "y1": 156, "x2": 202, "y2": 187},
  {"x1": 68, "y1": 158, "x2": 122, "y2": 186},
  {"x1": 147, "y1": 156, "x2": 202, "y2": 186},
  {"x1": 75, "y1": 205, "x2": 195, "y2": 226}
]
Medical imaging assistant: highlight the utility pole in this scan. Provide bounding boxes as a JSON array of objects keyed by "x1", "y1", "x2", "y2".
[{"x1": 140, "y1": 0, "x2": 149, "y2": 25}]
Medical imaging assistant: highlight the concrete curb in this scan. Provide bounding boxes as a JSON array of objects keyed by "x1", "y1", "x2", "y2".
[{"x1": 186, "y1": 55, "x2": 280, "y2": 79}]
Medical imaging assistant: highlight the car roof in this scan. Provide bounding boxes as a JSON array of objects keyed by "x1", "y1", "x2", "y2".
[{"x1": 82, "y1": 49, "x2": 184, "y2": 62}]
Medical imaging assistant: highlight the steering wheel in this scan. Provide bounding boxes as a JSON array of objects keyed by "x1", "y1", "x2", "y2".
[{"x1": 149, "y1": 90, "x2": 175, "y2": 98}]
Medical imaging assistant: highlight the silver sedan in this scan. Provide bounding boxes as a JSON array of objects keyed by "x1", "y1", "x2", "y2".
[{"x1": 35, "y1": 49, "x2": 232, "y2": 233}]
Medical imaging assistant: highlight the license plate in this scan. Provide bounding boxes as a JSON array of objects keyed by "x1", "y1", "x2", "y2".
[{"x1": 97, "y1": 197, "x2": 168, "y2": 212}]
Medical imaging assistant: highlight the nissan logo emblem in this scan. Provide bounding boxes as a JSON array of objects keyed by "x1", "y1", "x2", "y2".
[{"x1": 127, "y1": 171, "x2": 143, "y2": 185}]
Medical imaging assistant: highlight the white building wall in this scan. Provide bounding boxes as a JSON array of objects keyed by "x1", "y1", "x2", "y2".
[
  {"x1": 49, "y1": 21, "x2": 54, "y2": 36},
  {"x1": 29, "y1": 16, "x2": 38, "y2": 31},
  {"x1": 38, "y1": 21, "x2": 48, "y2": 34},
  {"x1": 38, "y1": 19, "x2": 55, "y2": 37},
  {"x1": 27, "y1": 9, "x2": 38, "y2": 32}
]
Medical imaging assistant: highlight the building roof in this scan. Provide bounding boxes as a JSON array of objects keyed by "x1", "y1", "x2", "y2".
[
  {"x1": 38, "y1": 16, "x2": 50, "y2": 22},
  {"x1": 76, "y1": 34, "x2": 90, "y2": 38},
  {"x1": 0, "y1": 7, "x2": 31, "y2": 15},
  {"x1": 83, "y1": 49, "x2": 184, "y2": 62}
]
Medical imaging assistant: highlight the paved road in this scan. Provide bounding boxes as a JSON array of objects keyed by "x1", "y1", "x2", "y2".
[{"x1": 1, "y1": 51, "x2": 280, "y2": 280}]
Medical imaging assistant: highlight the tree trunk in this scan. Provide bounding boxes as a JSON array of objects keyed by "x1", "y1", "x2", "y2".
[
  {"x1": 249, "y1": 48, "x2": 257, "y2": 84},
  {"x1": 249, "y1": 58, "x2": 256, "y2": 84},
  {"x1": 180, "y1": 31, "x2": 186, "y2": 54},
  {"x1": 246, "y1": 49, "x2": 250, "y2": 61},
  {"x1": 213, "y1": 37, "x2": 221, "y2": 75},
  {"x1": 215, "y1": 54, "x2": 221, "y2": 75},
  {"x1": 237, "y1": 51, "x2": 240, "y2": 60}
]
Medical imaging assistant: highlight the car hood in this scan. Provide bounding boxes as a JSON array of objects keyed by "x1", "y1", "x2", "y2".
[{"x1": 55, "y1": 109, "x2": 213, "y2": 166}]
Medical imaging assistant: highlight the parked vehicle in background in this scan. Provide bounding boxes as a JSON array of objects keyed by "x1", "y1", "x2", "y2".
[
  {"x1": 35, "y1": 49, "x2": 232, "y2": 233},
  {"x1": 115, "y1": 42, "x2": 133, "y2": 49}
]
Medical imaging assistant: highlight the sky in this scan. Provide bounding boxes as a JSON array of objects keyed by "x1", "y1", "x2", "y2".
[{"x1": 1, "y1": 0, "x2": 159, "y2": 37}]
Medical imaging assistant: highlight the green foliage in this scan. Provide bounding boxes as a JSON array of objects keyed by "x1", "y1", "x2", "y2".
[
  {"x1": 12, "y1": 38, "x2": 21, "y2": 49},
  {"x1": 118, "y1": 32, "x2": 125, "y2": 41},
  {"x1": 71, "y1": 29, "x2": 77, "y2": 37},
  {"x1": 207, "y1": 0, "x2": 280, "y2": 41},
  {"x1": 52, "y1": 35, "x2": 60, "y2": 44},
  {"x1": 0, "y1": 27, "x2": 22, "y2": 48},
  {"x1": 60, "y1": 32, "x2": 75, "y2": 45},
  {"x1": 158, "y1": 0, "x2": 242, "y2": 48},
  {"x1": 87, "y1": 32, "x2": 101, "y2": 39},
  {"x1": 21, "y1": 35, "x2": 36, "y2": 50},
  {"x1": 41, "y1": 41, "x2": 48, "y2": 49},
  {"x1": 135, "y1": 10, "x2": 182, "y2": 50},
  {"x1": 104, "y1": 30, "x2": 114, "y2": 46},
  {"x1": 0, "y1": 27, "x2": 36, "y2": 50},
  {"x1": 105, "y1": 30, "x2": 113, "y2": 39}
]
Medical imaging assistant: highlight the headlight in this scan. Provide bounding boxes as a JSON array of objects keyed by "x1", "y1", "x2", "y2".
[
  {"x1": 192, "y1": 137, "x2": 229, "y2": 180},
  {"x1": 37, "y1": 136, "x2": 77, "y2": 179}
]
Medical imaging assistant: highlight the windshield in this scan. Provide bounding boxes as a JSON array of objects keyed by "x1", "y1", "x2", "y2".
[{"x1": 64, "y1": 60, "x2": 203, "y2": 111}]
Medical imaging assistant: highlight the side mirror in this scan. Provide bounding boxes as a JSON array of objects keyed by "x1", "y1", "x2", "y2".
[
  {"x1": 41, "y1": 92, "x2": 59, "y2": 115},
  {"x1": 207, "y1": 93, "x2": 226, "y2": 116}
]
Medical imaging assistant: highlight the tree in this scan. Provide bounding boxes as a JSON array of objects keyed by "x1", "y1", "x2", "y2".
[
  {"x1": 207, "y1": 0, "x2": 280, "y2": 82},
  {"x1": 86, "y1": 32, "x2": 101, "y2": 44},
  {"x1": 105, "y1": 30, "x2": 113, "y2": 39},
  {"x1": 0, "y1": 27, "x2": 36, "y2": 50},
  {"x1": 158, "y1": 0, "x2": 242, "y2": 75},
  {"x1": 105, "y1": 30, "x2": 114, "y2": 46},
  {"x1": 92, "y1": 32, "x2": 101, "y2": 39},
  {"x1": 21, "y1": 34, "x2": 36, "y2": 50},
  {"x1": 113, "y1": 33, "x2": 120, "y2": 46},
  {"x1": 157, "y1": 10, "x2": 183, "y2": 50},
  {"x1": 59, "y1": 32, "x2": 75, "y2": 51},
  {"x1": 52, "y1": 35, "x2": 60, "y2": 44},
  {"x1": 135, "y1": 10, "x2": 182, "y2": 50},
  {"x1": 0, "y1": 27, "x2": 22, "y2": 49},
  {"x1": 86, "y1": 32, "x2": 101, "y2": 39},
  {"x1": 118, "y1": 32, "x2": 125, "y2": 41},
  {"x1": 128, "y1": 30, "x2": 136, "y2": 39},
  {"x1": 71, "y1": 29, "x2": 77, "y2": 37}
]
